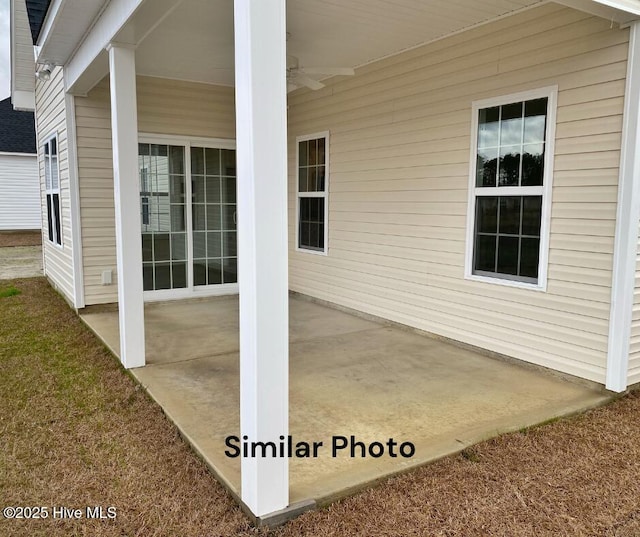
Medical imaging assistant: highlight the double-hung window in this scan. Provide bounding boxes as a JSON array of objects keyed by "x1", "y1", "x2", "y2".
[
  {"x1": 466, "y1": 87, "x2": 557, "y2": 289},
  {"x1": 44, "y1": 136, "x2": 62, "y2": 246},
  {"x1": 297, "y1": 132, "x2": 329, "y2": 254}
]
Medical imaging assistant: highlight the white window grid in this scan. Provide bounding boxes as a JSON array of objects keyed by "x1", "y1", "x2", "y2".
[
  {"x1": 296, "y1": 131, "x2": 330, "y2": 255},
  {"x1": 464, "y1": 86, "x2": 558, "y2": 291},
  {"x1": 44, "y1": 134, "x2": 62, "y2": 246}
]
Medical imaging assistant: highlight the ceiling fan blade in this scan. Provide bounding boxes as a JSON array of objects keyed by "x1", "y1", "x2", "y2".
[
  {"x1": 294, "y1": 74, "x2": 325, "y2": 91},
  {"x1": 302, "y1": 67, "x2": 355, "y2": 76}
]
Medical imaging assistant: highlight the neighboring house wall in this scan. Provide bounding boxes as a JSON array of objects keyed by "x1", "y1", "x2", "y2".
[
  {"x1": 286, "y1": 4, "x2": 626, "y2": 384},
  {"x1": 0, "y1": 153, "x2": 39, "y2": 230},
  {"x1": 75, "y1": 76, "x2": 236, "y2": 305},
  {"x1": 35, "y1": 66, "x2": 76, "y2": 303},
  {"x1": 628, "y1": 221, "x2": 640, "y2": 385}
]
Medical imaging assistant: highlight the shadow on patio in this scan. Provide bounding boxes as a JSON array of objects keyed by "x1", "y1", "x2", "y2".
[{"x1": 80, "y1": 295, "x2": 611, "y2": 506}]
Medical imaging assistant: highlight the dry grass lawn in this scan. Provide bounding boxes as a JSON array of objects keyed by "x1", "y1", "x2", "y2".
[
  {"x1": 0, "y1": 231, "x2": 42, "y2": 248},
  {"x1": 2, "y1": 277, "x2": 640, "y2": 536}
]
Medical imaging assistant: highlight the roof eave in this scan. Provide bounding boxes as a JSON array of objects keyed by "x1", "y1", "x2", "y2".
[
  {"x1": 555, "y1": 0, "x2": 640, "y2": 24},
  {"x1": 36, "y1": 0, "x2": 109, "y2": 67},
  {"x1": 10, "y1": 0, "x2": 36, "y2": 112}
]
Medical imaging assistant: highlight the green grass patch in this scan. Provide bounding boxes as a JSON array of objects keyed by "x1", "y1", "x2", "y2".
[
  {"x1": 0, "y1": 277, "x2": 251, "y2": 536},
  {"x1": 518, "y1": 416, "x2": 562, "y2": 435},
  {"x1": 0, "y1": 286, "x2": 20, "y2": 298},
  {"x1": 460, "y1": 448, "x2": 480, "y2": 462}
]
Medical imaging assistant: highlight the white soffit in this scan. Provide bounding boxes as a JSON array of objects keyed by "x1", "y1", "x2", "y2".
[
  {"x1": 51, "y1": 0, "x2": 640, "y2": 92},
  {"x1": 38, "y1": 0, "x2": 109, "y2": 65},
  {"x1": 135, "y1": 0, "x2": 544, "y2": 87},
  {"x1": 135, "y1": 0, "x2": 235, "y2": 85},
  {"x1": 556, "y1": 0, "x2": 640, "y2": 23}
]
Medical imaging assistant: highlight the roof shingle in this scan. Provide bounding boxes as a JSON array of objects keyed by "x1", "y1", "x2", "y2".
[
  {"x1": 0, "y1": 97, "x2": 37, "y2": 154},
  {"x1": 25, "y1": 0, "x2": 52, "y2": 44}
]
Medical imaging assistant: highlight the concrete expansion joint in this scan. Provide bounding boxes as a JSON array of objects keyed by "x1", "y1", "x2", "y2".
[{"x1": 146, "y1": 349, "x2": 241, "y2": 368}]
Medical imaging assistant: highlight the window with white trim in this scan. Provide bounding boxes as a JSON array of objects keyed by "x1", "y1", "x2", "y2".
[
  {"x1": 467, "y1": 88, "x2": 556, "y2": 287},
  {"x1": 44, "y1": 136, "x2": 62, "y2": 246},
  {"x1": 297, "y1": 133, "x2": 329, "y2": 254}
]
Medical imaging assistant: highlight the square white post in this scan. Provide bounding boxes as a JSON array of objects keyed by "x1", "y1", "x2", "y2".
[
  {"x1": 234, "y1": 0, "x2": 289, "y2": 517},
  {"x1": 107, "y1": 43, "x2": 145, "y2": 369},
  {"x1": 607, "y1": 20, "x2": 640, "y2": 392}
]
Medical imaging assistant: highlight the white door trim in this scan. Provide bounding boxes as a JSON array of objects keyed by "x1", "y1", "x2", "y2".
[{"x1": 138, "y1": 133, "x2": 239, "y2": 302}]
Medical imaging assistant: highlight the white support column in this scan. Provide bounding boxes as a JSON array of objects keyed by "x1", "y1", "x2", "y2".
[
  {"x1": 234, "y1": 0, "x2": 289, "y2": 518},
  {"x1": 107, "y1": 43, "x2": 145, "y2": 369},
  {"x1": 606, "y1": 20, "x2": 640, "y2": 392}
]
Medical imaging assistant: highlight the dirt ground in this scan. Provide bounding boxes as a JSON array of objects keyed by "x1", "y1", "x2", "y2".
[
  {"x1": 2, "y1": 278, "x2": 640, "y2": 536},
  {"x1": 0, "y1": 231, "x2": 42, "y2": 247}
]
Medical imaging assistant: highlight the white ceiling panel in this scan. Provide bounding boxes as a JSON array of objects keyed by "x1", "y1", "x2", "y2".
[{"x1": 134, "y1": 0, "x2": 544, "y2": 86}]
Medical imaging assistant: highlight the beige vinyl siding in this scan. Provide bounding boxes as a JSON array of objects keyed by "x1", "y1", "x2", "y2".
[
  {"x1": 287, "y1": 3, "x2": 626, "y2": 384},
  {"x1": 0, "y1": 154, "x2": 40, "y2": 230},
  {"x1": 628, "y1": 222, "x2": 640, "y2": 385},
  {"x1": 35, "y1": 67, "x2": 75, "y2": 304},
  {"x1": 11, "y1": 0, "x2": 35, "y2": 96},
  {"x1": 75, "y1": 76, "x2": 236, "y2": 305}
]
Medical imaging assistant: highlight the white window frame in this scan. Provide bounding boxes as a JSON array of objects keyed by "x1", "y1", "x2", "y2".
[
  {"x1": 464, "y1": 86, "x2": 558, "y2": 291},
  {"x1": 43, "y1": 133, "x2": 62, "y2": 247},
  {"x1": 138, "y1": 133, "x2": 238, "y2": 302},
  {"x1": 295, "y1": 131, "x2": 330, "y2": 256}
]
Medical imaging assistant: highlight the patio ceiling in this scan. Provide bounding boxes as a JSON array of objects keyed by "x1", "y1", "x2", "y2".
[
  {"x1": 45, "y1": 0, "x2": 639, "y2": 94},
  {"x1": 134, "y1": 0, "x2": 544, "y2": 87}
]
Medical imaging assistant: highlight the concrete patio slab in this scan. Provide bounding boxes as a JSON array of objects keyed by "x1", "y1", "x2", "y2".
[{"x1": 81, "y1": 295, "x2": 612, "y2": 509}]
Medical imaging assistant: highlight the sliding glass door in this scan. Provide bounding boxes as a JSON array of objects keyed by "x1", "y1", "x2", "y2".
[
  {"x1": 138, "y1": 140, "x2": 237, "y2": 297},
  {"x1": 190, "y1": 147, "x2": 237, "y2": 286}
]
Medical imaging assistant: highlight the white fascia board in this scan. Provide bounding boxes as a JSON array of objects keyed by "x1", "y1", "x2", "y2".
[
  {"x1": 606, "y1": 20, "x2": 640, "y2": 392},
  {"x1": 11, "y1": 90, "x2": 36, "y2": 111},
  {"x1": 35, "y1": 0, "x2": 65, "y2": 49}
]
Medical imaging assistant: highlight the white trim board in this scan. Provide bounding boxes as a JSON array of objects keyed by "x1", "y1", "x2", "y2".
[
  {"x1": 143, "y1": 284, "x2": 238, "y2": 303},
  {"x1": 65, "y1": 93, "x2": 86, "y2": 309},
  {"x1": 139, "y1": 133, "x2": 236, "y2": 149},
  {"x1": 11, "y1": 90, "x2": 36, "y2": 112},
  {"x1": 0, "y1": 151, "x2": 37, "y2": 157}
]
